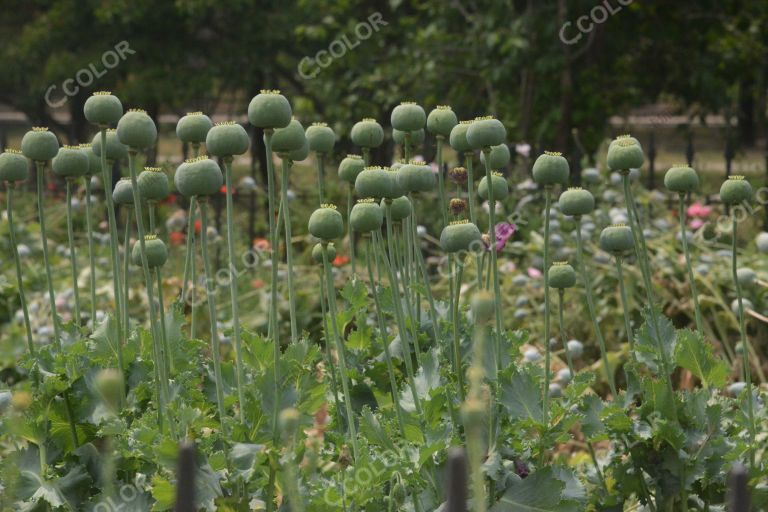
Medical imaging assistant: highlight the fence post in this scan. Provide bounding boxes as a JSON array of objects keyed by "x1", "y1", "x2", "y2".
[
  {"x1": 685, "y1": 126, "x2": 695, "y2": 167},
  {"x1": 175, "y1": 442, "x2": 196, "y2": 512},
  {"x1": 446, "y1": 447, "x2": 468, "y2": 512},
  {"x1": 728, "y1": 463, "x2": 750, "y2": 512}
]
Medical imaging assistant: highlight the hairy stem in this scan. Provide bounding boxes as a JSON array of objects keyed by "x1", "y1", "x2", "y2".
[
  {"x1": 36, "y1": 161, "x2": 61, "y2": 350},
  {"x1": 677, "y1": 195, "x2": 704, "y2": 333},
  {"x1": 65, "y1": 180, "x2": 82, "y2": 324},
  {"x1": 7, "y1": 185, "x2": 34, "y2": 355},
  {"x1": 84, "y1": 178, "x2": 97, "y2": 325},
  {"x1": 281, "y1": 158, "x2": 298, "y2": 342}
]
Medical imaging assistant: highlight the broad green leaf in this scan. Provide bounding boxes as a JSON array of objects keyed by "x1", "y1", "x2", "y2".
[
  {"x1": 674, "y1": 329, "x2": 728, "y2": 388},
  {"x1": 491, "y1": 468, "x2": 579, "y2": 511},
  {"x1": 500, "y1": 369, "x2": 543, "y2": 424}
]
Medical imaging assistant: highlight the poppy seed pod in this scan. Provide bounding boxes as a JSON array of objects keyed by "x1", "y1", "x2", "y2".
[
  {"x1": 205, "y1": 121, "x2": 249, "y2": 157},
  {"x1": 391, "y1": 102, "x2": 426, "y2": 132},
  {"x1": 272, "y1": 118, "x2": 306, "y2": 155},
  {"x1": 558, "y1": 187, "x2": 595, "y2": 217},
  {"x1": 131, "y1": 235, "x2": 168, "y2": 268},
  {"x1": 288, "y1": 138, "x2": 309, "y2": 162},
  {"x1": 308, "y1": 204, "x2": 344, "y2": 240},
  {"x1": 306, "y1": 122, "x2": 335, "y2": 154},
  {"x1": 548, "y1": 261, "x2": 576, "y2": 289},
  {"x1": 312, "y1": 242, "x2": 336, "y2": 264},
  {"x1": 338, "y1": 154, "x2": 365, "y2": 184},
  {"x1": 355, "y1": 166, "x2": 397, "y2": 199},
  {"x1": 480, "y1": 144, "x2": 511, "y2": 169},
  {"x1": 427, "y1": 105, "x2": 458, "y2": 137},
  {"x1": 448, "y1": 166, "x2": 468, "y2": 186},
  {"x1": 138, "y1": 167, "x2": 170, "y2": 202},
  {"x1": 471, "y1": 290, "x2": 495, "y2": 324},
  {"x1": 608, "y1": 133, "x2": 640, "y2": 149},
  {"x1": 92, "y1": 129, "x2": 128, "y2": 162},
  {"x1": 52, "y1": 146, "x2": 89, "y2": 178},
  {"x1": 84, "y1": 91, "x2": 123, "y2": 127},
  {"x1": 467, "y1": 116, "x2": 506, "y2": 149},
  {"x1": 117, "y1": 109, "x2": 157, "y2": 150},
  {"x1": 386, "y1": 196, "x2": 412, "y2": 221},
  {"x1": 350, "y1": 118, "x2": 384, "y2": 148},
  {"x1": 599, "y1": 224, "x2": 635, "y2": 255},
  {"x1": 607, "y1": 136, "x2": 644, "y2": 172},
  {"x1": 174, "y1": 156, "x2": 224, "y2": 197},
  {"x1": 532, "y1": 151, "x2": 569, "y2": 187},
  {"x1": 247, "y1": 90, "x2": 292, "y2": 129},
  {"x1": 393, "y1": 128, "x2": 425, "y2": 147},
  {"x1": 449, "y1": 198, "x2": 467, "y2": 216},
  {"x1": 449, "y1": 121, "x2": 473, "y2": 153},
  {"x1": 397, "y1": 160, "x2": 435, "y2": 193},
  {"x1": 94, "y1": 368, "x2": 124, "y2": 412},
  {"x1": 0, "y1": 149, "x2": 29, "y2": 183},
  {"x1": 176, "y1": 112, "x2": 213, "y2": 144},
  {"x1": 720, "y1": 176, "x2": 753, "y2": 205},
  {"x1": 79, "y1": 144, "x2": 100, "y2": 176},
  {"x1": 112, "y1": 178, "x2": 135, "y2": 206},
  {"x1": 664, "y1": 164, "x2": 699, "y2": 194},
  {"x1": 478, "y1": 172, "x2": 509, "y2": 201},
  {"x1": 21, "y1": 127, "x2": 59, "y2": 162},
  {"x1": 350, "y1": 199, "x2": 384, "y2": 232},
  {"x1": 440, "y1": 219, "x2": 482, "y2": 253},
  {"x1": 737, "y1": 267, "x2": 757, "y2": 288}
]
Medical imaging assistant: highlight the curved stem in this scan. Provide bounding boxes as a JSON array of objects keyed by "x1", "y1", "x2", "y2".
[
  {"x1": 281, "y1": 158, "x2": 298, "y2": 343},
  {"x1": 575, "y1": 217, "x2": 617, "y2": 397},
  {"x1": 321, "y1": 243, "x2": 359, "y2": 459},
  {"x1": 84, "y1": 178, "x2": 97, "y2": 325},
  {"x1": 731, "y1": 214, "x2": 756, "y2": 470},
  {"x1": 7, "y1": 185, "x2": 34, "y2": 355},
  {"x1": 199, "y1": 199, "x2": 228, "y2": 433},
  {"x1": 223, "y1": 158, "x2": 246, "y2": 425},
  {"x1": 36, "y1": 161, "x2": 61, "y2": 350},
  {"x1": 677, "y1": 195, "x2": 704, "y2": 333},
  {"x1": 65, "y1": 179, "x2": 82, "y2": 324}
]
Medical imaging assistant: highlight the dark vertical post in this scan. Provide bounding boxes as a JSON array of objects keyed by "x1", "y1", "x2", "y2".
[
  {"x1": 728, "y1": 463, "x2": 750, "y2": 512},
  {"x1": 647, "y1": 132, "x2": 656, "y2": 191},
  {"x1": 446, "y1": 447, "x2": 468, "y2": 512},
  {"x1": 685, "y1": 126, "x2": 694, "y2": 167},
  {"x1": 174, "y1": 442, "x2": 196, "y2": 512},
  {"x1": 764, "y1": 148, "x2": 768, "y2": 230}
]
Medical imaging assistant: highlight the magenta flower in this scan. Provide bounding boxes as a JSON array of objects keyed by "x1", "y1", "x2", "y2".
[
  {"x1": 687, "y1": 202, "x2": 712, "y2": 218},
  {"x1": 527, "y1": 267, "x2": 542, "y2": 279},
  {"x1": 688, "y1": 218, "x2": 704, "y2": 230},
  {"x1": 495, "y1": 222, "x2": 516, "y2": 252}
]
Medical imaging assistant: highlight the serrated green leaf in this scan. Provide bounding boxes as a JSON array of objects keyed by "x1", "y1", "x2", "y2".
[
  {"x1": 500, "y1": 369, "x2": 543, "y2": 424},
  {"x1": 674, "y1": 329, "x2": 728, "y2": 388},
  {"x1": 491, "y1": 468, "x2": 579, "y2": 511}
]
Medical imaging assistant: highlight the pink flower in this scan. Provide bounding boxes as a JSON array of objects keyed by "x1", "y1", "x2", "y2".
[
  {"x1": 688, "y1": 218, "x2": 704, "y2": 230},
  {"x1": 687, "y1": 202, "x2": 712, "y2": 219},
  {"x1": 495, "y1": 222, "x2": 516, "y2": 252},
  {"x1": 527, "y1": 267, "x2": 542, "y2": 279}
]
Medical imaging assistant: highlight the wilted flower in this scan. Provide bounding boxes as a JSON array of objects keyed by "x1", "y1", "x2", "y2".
[{"x1": 495, "y1": 222, "x2": 516, "y2": 252}]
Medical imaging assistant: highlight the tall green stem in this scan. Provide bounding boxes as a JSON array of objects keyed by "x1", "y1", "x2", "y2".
[
  {"x1": 223, "y1": 158, "x2": 246, "y2": 425},
  {"x1": 465, "y1": 154, "x2": 483, "y2": 288},
  {"x1": 481, "y1": 149, "x2": 503, "y2": 373},
  {"x1": 36, "y1": 161, "x2": 61, "y2": 350},
  {"x1": 84, "y1": 178, "x2": 97, "y2": 325},
  {"x1": 615, "y1": 257, "x2": 636, "y2": 358},
  {"x1": 7, "y1": 185, "x2": 34, "y2": 355},
  {"x1": 452, "y1": 257, "x2": 466, "y2": 402},
  {"x1": 122, "y1": 209, "x2": 132, "y2": 341},
  {"x1": 318, "y1": 268, "x2": 344, "y2": 430},
  {"x1": 677, "y1": 195, "x2": 704, "y2": 333},
  {"x1": 347, "y1": 184, "x2": 357, "y2": 275},
  {"x1": 281, "y1": 158, "x2": 298, "y2": 343},
  {"x1": 199, "y1": 199, "x2": 227, "y2": 433},
  {"x1": 316, "y1": 154, "x2": 326, "y2": 206},
  {"x1": 541, "y1": 188, "x2": 552, "y2": 433},
  {"x1": 408, "y1": 193, "x2": 440, "y2": 344},
  {"x1": 181, "y1": 197, "x2": 197, "y2": 338},
  {"x1": 155, "y1": 268, "x2": 172, "y2": 386},
  {"x1": 436, "y1": 137, "x2": 447, "y2": 228},
  {"x1": 321, "y1": 243, "x2": 359, "y2": 459},
  {"x1": 65, "y1": 179, "x2": 82, "y2": 324},
  {"x1": 557, "y1": 291, "x2": 575, "y2": 378},
  {"x1": 731, "y1": 214, "x2": 756, "y2": 470},
  {"x1": 575, "y1": 217, "x2": 617, "y2": 397}
]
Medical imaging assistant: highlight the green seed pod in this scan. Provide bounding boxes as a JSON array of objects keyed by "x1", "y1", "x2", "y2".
[
  {"x1": 386, "y1": 196, "x2": 412, "y2": 221},
  {"x1": 467, "y1": 116, "x2": 506, "y2": 149},
  {"x1": 471, "y1": 290, "x2": 495, "y2": 324},
  {"x1": 312, "y1": 242, "x2": 336, "y2": 264},
  {"x1": 558, "y1": 187, "x2": 595, "y2": 217},
  {"x1": 52, "y1": 146, "x2": 89, "y2": 179},
  {"x1": 548, "y1": 261, "x2": 576, "y2": 289},
  {"x1": 306, "y1": 122, "x2": 335, "y2": 154},
  {"x1": 608, "y1": 133, "x2": 640, "y2": 149},
  {"x1": 131, "y1": 234, "x2": 168, "y2": 268},
  {"x1": 356, "y1": 166, "x2": 399, "y2": 199},
  {"x1": 272, "y1": 118, "x2": 306, "y2": 154},
  {"x1": 112, "y1": 178, "x2": 134, "y2": 206},
  {"x1": 247, "y1": 89, "x2": 292, "y2": 129},
  {"x1": 397, "y1": 160, "x2": 435, "y2": 193},
  {"x1": 338, "y1": 154, "x2": 365, "y2": 184},
  {"x1": 607, "y1": 135, "x2": 644, "y2": 171},
  {"x1": 478, "y1": 172, "x2": 509, "y2": 201},
  {"x1": 138, "y1": 167, "x2": 170, "y2": 202},
  {"x1": 84, "y1": 91, "x2": 123, "y2": 127},
  {"x1": 599, "y1": 224, "x2": 635, "y2": 255},
  {"x1": 174, "y1": 156, "x2": 224, "y2": 197},
  {"x1": 737, "y1": 267, "x2": 757, "y2": 288},
  {"x1": 79, "y1": 144, "x2": 100, "y2": 176},
  {"x1": 440, "y1": 219, "x2": 482, "y2": 253},
  {"x1": 393, "y1": 128, "x2": 425, "y2": 147},
  {"x1": 94, "y1": 368, "x2": 124, "y2": 412},
  {"x1": 720, "y1": 176, "x2": 753, "y2": 205},
  {"x1": 308, "y1": 204, "x2": 344, "y2": 240},
  {"x1": 205, "y1": 121, "x2": 249, "y2": 157},
  {"x1": 391, "y1": 101, "x2": 426, "y2": 132},
  {"x1": 532, "y1": 151, "x2": 569, "y2": 187},
  {"x1": 350, "y1": 118, "x2": 384, "y2": 148},
  {"x1": 427, "y1": 105, "x2": 458, "y2": 138},
  {"x1": 288, "y1": 138, "x2": 310, "y2": 162},
  {"x1": 0, "y1": 149, "x2": 29, "y2": 183},
  {"x1": 480, "y1": 144, "x2": 511, "y2": 169},
  {"x1": 21, "y1": 127, "x2": 59, "y2": 162},
  {"x1": 92, "y1": 129, "x2": 128, "y2": 162},
  {"x1": 116, "y1": 109, "x2": 157, "y2": 150},
  {"x1": 176, "y1": 112, "x2": 213, "y2": 144},
  {"x1": 350, "y1": 199, "x2": 384, "y2": 232},
  {"x1": 664, "y1": 164, "x2": 699, "y2": 194},
  {"x1": 449, "y1": 121, "x2": 473, "y2": 154}
]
